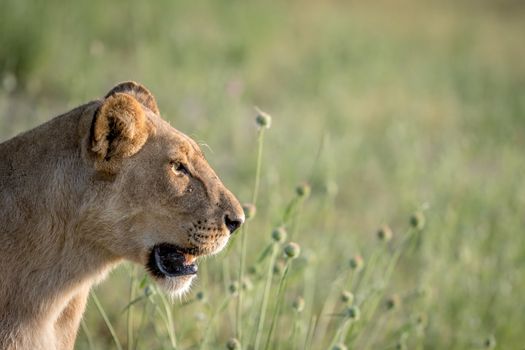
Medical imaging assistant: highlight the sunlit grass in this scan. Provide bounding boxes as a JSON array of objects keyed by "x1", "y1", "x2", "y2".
[{"x1": 1, "y1": 0, "x2": 524, "y2": 349}]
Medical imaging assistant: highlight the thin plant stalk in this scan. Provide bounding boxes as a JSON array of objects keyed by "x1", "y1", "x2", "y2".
[
  {"x1": 313, "y1": 264, "x2": 358, "y2": 347},
  {"x1": 362, "y1": 228, "x2": 415, "y2": 326},
  {"x1": 157, "y1": 289, "x2": 177, "y2": 349},
  {"x1": 383, "y1": 228, "x2": 415, "y2": 282},
  {"x1": 306, "y1": 194, "x2": 335, "y2": 348},
  {"x1": 91, "y1": 291, "x2": 123, "y2": 350},
  {"x1": 133, "y1": 300, "x2": 150, "y2": 350},
  {"x1": 291, "y1": 312, "x2": 301, "y2": 350},
  {"x1": 362, "y1": 312, "x2": 392, "y2": 350},
  {"x1": 80, "y1": 318, "x2": 95, "y2": 350},
  {"x1": 148, "y1": 295, "x2": 175, "y2": 347},
  {"x1": 349, "y1": 228, "x2": 417, "y2": 346},
  {"x1": 353, "y1": 245, "x2": 384, "y2": 295},
  {"x1": 253, "y1": 242, "x2": 279, "y2": 350},
  {"x1": 327, "y1": 318, "x2": 352, "y2": 350},
  {"x1": 200, "y1": 297, "x2": 232, "y2": 350},
  {"x1": 235, "y1": 223, "x2": 248, "y2": 340},
  {"x1": 264, "y1": 260, "x2": 291, "y2": 350},
  {"x1": 288, "y1": 198, "x2": 305, "y2": 240},
  {"x1": 304, "y1": 315, "x2": 317, "y2": 350},
  {"x1": 236, "y1": 128, "x2": 266, "y2": 339},
  {"x1": 301, "y1": 265, "x2": 316, "y2": 347},
  {"x1": 252, "y1": 127, "x2": 266, "y2": 205},
  {"x1": 127, "y1": 265, "x2": 137, "y2": 350}
]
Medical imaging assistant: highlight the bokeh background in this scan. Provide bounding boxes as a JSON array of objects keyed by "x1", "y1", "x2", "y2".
[{"x1": 1, "y1": 0, "x2": 524, "y2": 349}]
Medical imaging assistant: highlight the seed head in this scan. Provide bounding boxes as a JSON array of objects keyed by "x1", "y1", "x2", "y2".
[
  {"x1": 484, "y1": 335, "x2": 496, "y2": 349},
  {"x1": 295, "y1": 181, "x2": 311, "y2": 198},
  {"x1": 385, "y1": 294, "x2": 401, "y2": 310},
  {"x1": 284, "y1": 242, "x2": 301, "y2": 259},
  {"x1": 248, "y1": 265, "x2": 259, "y2": 276},
  {"x1": 414, "y1": 313, "x2": 427, "y2": 327},
  {"x1": 271, "y1": 226, "x2": 287, "y2": 243},
  {"x1": 195, "y1": 291, "x2": 205, "y2": 302},
  {"x1": 226, "y1": 337, "x2": 241, "y2": 350},
  {"x1": 377, "y1": 225, "x2": 393, "y2": 241},
  {"x1": 242, "y1": 277, "x2": 253, "y2": 291},
  {"x1": 292, "y1": 296, "x2": 305, "y2": 313},
  {"x1": 410, "y1": 211, "x2": 425, "y2": 230},
  {"x1": 255, "y1": 107, "x2": 272, "y2": 129},
  {"x1": 144, "y1": 286, "x2": 155, "y2": 298},
  {"x1": 242, "y1": 203, "x2": 256, "y2": 220},
  {"x1": 340, "y1": 290, "x2": 354, "y2": 305},
  {"x1": 349, "y1": 255, "x2": 364, "y2": 271},
  {"x1": 228, "y1": 282, "x2": 239, "y2": 296},
  {"x1": 345, "y1": 305, "x2": 360, "y2": 320},
  {"x1": 332, "y1": 344, "x2": 348, "y2": 350},
  {"x1": 395, "y1": 341, "x2": 407, "y2": 350}
]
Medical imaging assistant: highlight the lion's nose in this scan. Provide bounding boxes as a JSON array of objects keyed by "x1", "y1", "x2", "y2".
[{"x1": 224, "y1": 214, "x2": 243, "y2": 234}]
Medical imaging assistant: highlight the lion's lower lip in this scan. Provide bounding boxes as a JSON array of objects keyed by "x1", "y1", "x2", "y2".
[{"x1": 148, "y1": 244, "x2": 198, "y2": 278}]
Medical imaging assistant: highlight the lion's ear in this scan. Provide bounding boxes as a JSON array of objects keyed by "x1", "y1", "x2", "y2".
[
  {"x1": 105, "y1": 81, "x2": 160, "y2": 115},
  {"x1": 91, "y1": 93, "x2": 150, "y2": 173}
]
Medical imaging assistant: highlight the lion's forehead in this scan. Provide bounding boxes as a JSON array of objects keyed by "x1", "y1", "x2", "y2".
[
  {"x1": 166, "y1": 136, "x2": 205, "y2": 165},
  {"x1": 155, "y1": 119, "x2": 204, "y2": 158},
  {"x1": 177, "y1": 131, "x2": 204, "y2": 157}
]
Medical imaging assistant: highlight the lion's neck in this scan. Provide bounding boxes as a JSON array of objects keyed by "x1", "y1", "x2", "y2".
[
  {"x1": 0, "y1": 102, "x2": 122, "y2": 346},
  {"x1": 0, "y1": 201, "x2": 122, "y2": 347}
]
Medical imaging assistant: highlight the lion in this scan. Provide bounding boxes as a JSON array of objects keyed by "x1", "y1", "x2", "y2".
[{"x1": 0, "y1": 81, "x2": 245, "y2": 350}]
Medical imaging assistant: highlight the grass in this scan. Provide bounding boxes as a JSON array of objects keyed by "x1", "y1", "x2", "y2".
[{"x1": 1, "y1": 0, "x2": 524, "y2": 348}]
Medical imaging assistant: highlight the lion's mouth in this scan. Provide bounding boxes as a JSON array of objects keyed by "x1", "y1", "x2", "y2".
[{"x1": 147, "y1": 243, "x2": 198, "y2": 278}]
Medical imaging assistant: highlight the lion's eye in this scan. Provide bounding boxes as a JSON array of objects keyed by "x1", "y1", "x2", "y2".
[{"x1": 171, "y1": 162, "x2": 189, "y2": 176}]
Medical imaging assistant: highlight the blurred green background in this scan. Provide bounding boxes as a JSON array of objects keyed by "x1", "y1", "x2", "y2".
[{"x1": 1, "y1": 0, "x2": 524, "y2": 349}]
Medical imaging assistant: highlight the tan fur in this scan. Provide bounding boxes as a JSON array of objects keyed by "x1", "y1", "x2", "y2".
[{"x1": 0, "y1": 82, "x2": 244, "y2": 350}]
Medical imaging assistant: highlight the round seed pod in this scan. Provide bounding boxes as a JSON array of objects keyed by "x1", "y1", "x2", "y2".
[
  {"x1": 226, "y1": 337, "x2": 241, "y2": 350},
  {"x1": 377, "y1": 225, "x2": 393, "y2": 241},
  {"x1": 349, "y1": 255, "x2": 364, "y2": 271},
  {"x1": 410, "y1": 211, "x2": 425, "y2": 230},
  {"x1": 228, "y1": 282, "x2": 239, "y2": 296},
  {"x1": 292, "y1": 296, "x2": 305, "y2": 313},
  {"x1": 241, "y1": 277, "x2": 253, "y2": 291},
  {"x1": 144, "y1": 286, "x2": 155, "y2": 298},
  {"x1": 385, "y1": 294, "x2": 401, "y2": 310},
  {"x1": 395, "y1": 341, "x2": 407, "y2": 350},
  {"x1": 414, "y1": 313, "x2": 427, "y2": 327},
  {"x1": 295, "y1": 182, "x2": 311, "y2": 198},
  {"x1": 271, "y1": 226, "x2": 287, "y2": 243},
  {"x1": 345, "y1": 305, "x2": 360, "y2": 321},
  {"x1": 340, "y1": 290, "x2": 354, "y2": 305},
  {"x1": 255, "y1": 108, "x2": 272, "y2": 129},
  {"x1": 195, "y1": 291, "x2": 205, "y2": 302},
  {"x1": 242, "y1": 203, "x2": 256, "y2": 220},
  {"x1": 484, "y1": 335, "x2": 496, "y2": 349},
  {"x1": 284, "y1": 242, "x2": 301, "y2": 259}
]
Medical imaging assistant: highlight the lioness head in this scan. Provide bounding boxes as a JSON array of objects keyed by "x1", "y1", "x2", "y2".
[{"x1": 83, "y1": 82, "x2": 244, "y2": 296}]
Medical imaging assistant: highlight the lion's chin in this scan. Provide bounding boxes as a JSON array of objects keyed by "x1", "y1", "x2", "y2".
[{"x1": 153, "y1": 274, "x2": 196, "y2": 298}]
